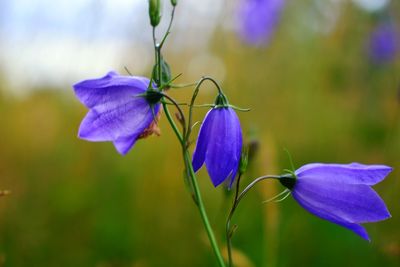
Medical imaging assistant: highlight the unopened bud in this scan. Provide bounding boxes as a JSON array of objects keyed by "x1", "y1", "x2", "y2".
[
  {"x1": 149, "y1": 0, "x2": 162, "y2": 27},
  {"x1": 152, "y1": 57, "x2": 172, "y2": 87},
  {"x1": 171, "y1": 0, "x2": 177, "y2": 6},
  {"x1": 239, "y1": 147, "x2": 249, "y2": 175}
]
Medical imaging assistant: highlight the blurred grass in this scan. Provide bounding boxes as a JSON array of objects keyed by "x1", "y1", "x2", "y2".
[{"x1": 0, "y1": 1, "x2": 400, "y2": 267}]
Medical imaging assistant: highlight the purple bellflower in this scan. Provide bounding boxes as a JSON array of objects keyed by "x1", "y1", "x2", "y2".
[
  {"x1": 368, "y1": 22, "x2": 399, "y2": 63},
  {"x1": 280, "y1": 163, "x2": 392, "y2": 241},
  {"x1": 73, "y1": 71, "x2": 161, "y2": 155},
  {"x1": 237, "y1": 0, "x2": 285, "y2": 46},
  {"x1": 192, "y1": 94, "x2": 243, "y2": 188}
]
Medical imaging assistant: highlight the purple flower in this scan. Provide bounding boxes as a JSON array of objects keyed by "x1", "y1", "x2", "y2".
[
  {"x1": 280, "y1": 163, "x2": 392, "y2": 241},
  {"x1": 73, "y1": 71, "x2": 161, "y2": 155},
  {"x1": 237, "y1": 0, "x2": 285, "y2": 46},
  {"x1": 369, "y1": 23, "x2": 399, "y2": 63},
  {"x1": 192, "y1": 107, "x2": 243, "y2": 187}
]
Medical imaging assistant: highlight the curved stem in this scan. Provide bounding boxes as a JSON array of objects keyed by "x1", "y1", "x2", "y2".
[
  {"x1": 198, "y1": 76, "x2": 224, "y2": 95},
  {"x1": 186, "y1": 76, "x2": 225, "y2": 142},
  {"x1": 161, "y1": 93, "x2": 187, "y2": 139},
  {"x1": 237, "y1": 175, "x2": 280, "y2": 204},
  {"x1": 226, "y1": 174, "x2": 242, "y2": 267},
  {"x1": 225, "y1": 175, "x2": 280, "y2": 267}
]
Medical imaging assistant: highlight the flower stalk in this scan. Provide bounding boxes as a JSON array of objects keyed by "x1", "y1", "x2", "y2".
[
  {"x1": 225, "y1": 175, "x2": 280, "y2": 267},
  {"x1": 152, "y1": 6, "x2": 226, "y2": 267}
]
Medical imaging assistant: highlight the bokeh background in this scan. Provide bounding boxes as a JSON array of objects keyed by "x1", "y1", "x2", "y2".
[{"x1": 0, "y1": 0, "x2": 399, "y2": 266}]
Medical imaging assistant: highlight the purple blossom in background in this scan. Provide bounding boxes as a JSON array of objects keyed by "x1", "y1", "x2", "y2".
[
  {"x1": 237, "y1": 0, "x2": 285, "y2": 46},
  {"x1": 192, "y1": 107, "x2": 242, "y2": 187},
  {"x1": 369, "y1": 23, "x2": 399, "y2": 63},
  {"x1": 73, "y1": 71, "x2": 160, "y2": 155},
  {"x1": 282, "y1": 163, "x2": 392, "y2": 241}
]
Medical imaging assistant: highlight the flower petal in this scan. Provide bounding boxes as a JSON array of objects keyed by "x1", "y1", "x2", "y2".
[
  {"x1": 205, "y1": 108, "x2": 242, "y2": 187},
  {"x1": 73, "y1": 71, "x2": 149, "y2": 112},
  {"x1": 192, "y1": 109, "x2": 217, "y2": 172},
  {"x1": 113, "y1": 135, "x2": 141, "y2": 155},
  {"x1": 293, "y1": 179, "x2": 391, "y2": 224},
  {"x1": 292, "y1": 189, "x2": 371, "y2": 241},
  {"x1": 295, "y1": 163, "x2": 392, "y2": 185},
  {"x1": 228, "y1": 109, "x2": 243, "y2": 187},
  {"x1": 237, "y1": 0, "x2": 285, "y2": 46},
  {"x1": 78, "y1": 100, "x2": 160, "y2": 154}
]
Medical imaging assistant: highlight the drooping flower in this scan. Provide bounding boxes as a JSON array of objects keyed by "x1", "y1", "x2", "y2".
[
  {"x1": 368, "y1": 22, "x2": 399, "y2": 63},
  {"x1": 236, "y1": 0, "x2": 286, "y2": 46},
  {"x1": 73, "y1": 71, "x2": 161, "y2": 155},
  {"x1": 192, "y1": 95, "x2": 242, "y2": 187},
  {"x1": 280, "y1": 163, "x2": 392, "y2": 241}
]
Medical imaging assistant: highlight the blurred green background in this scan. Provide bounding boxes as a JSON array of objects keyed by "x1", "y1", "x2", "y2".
[{"x1": 0, "y1": 0, "x2": 399, "y2": 266}]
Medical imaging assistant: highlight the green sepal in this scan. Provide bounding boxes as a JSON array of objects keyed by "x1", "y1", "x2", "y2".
[
  {"x1": 279, "y1": 173, "x2": 296, "y2": 190},
  {"x1": 144, "y1": 89, "x2": 164, "y2": 105},
  {"x1": 214, "y1": 93, "x2": 229, "y2": 107}
]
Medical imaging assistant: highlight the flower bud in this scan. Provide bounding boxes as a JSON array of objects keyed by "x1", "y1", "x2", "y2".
[
  {"x1": 152, "y1": 57, "x2": 172, "y2": 87},
  {"x1": 171, "y1": 0, "x2": 177, "y2": 6},
  {"x1": 239, "y1": 147, "x2": 249, "y2": 175},
  {"x1": 149, "y1": 0, "x2": 162, "y2": 27}
]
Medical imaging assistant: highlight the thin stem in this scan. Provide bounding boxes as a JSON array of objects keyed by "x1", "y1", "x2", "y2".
[
  {"x1": 162, "y1": 102, "x2": 183, "y2": 145},
  {"x1": 152, "y1": 27, "x2": 157, "y2": 62},
  {"x1": 159, "y1": 6, "x2": 176, "y2": 48},
  {"x1": 186, "y1": 76, "x2": 224, "y2": 142},
  {"x1": 183, "y1": 150, "x2": 226, "y2": 267},
  {"x1": 237, "y1": 175, "x2": 280, "y2": 204},
  {"x1": 226, "y1": 174, "x2": 242, "y2": 267},
  {"x1": 161, "y1": 101, "x2": 214, "y2": 108},
  {"x1": 170, "y1": 82, "x2": 199, "y2": 88},
  {"x1": 156, "y1": 45, "x2": 162, "y2": 90},
  {"x1": 161, "y1": 93, "x2": 187, "y2": 139},
  {"x1": 225, "y1": 175, "x2": 281, "y2": 267},
  {"x1": 162, "y1": 97, "x2": 226, "y2": 267},
  {"x1": 198, "y1": 76, "x2": 224, "y2": 95},
  {"x1": 152, "y1": 8, "x2": 225, "y2": 265}
]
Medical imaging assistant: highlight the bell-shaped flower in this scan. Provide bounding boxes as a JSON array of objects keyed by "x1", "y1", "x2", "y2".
[
  {"x1": 280, "y1": 163, "x2": 392, "y2": 241},
  {"x1": 236, "y1": 0, "x2": 286, "y2": 46},
  {"x1": 192, "y1": 95, "x2": 242, "y2": 187},
  {"x1": 73, "y1": 71, "x2": 161, "y2": 155},
  {"x1": 368, "y1": 22, "x2": 399, "y2": 64}
]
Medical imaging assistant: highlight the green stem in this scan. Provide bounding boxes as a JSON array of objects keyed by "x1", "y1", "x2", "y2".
[
  {"x1": 183, "y1": 150, "x2": 226, "y2": 267},
  {"x1": 159, "y1": 6, "x2": 176, "y2": 48},
  {"x1": 152, "y1": 8, "x2": 225, "y2": 264},
  {"x1": 162, "y1": 102, "x2": 226, "y2": 267},
  {"x1": 169, "y1": 82, "x2": 199, "y2": 88},
  {"x1": 186, "y1": 76, "x2": 224, "y2": 142},
  {"x1": 226, "y1": 174, "x2": 242, "y2": 267},
  {"x1": 225, "y1": 175, "x2": 280, "y2": 267},
  {"x1": 237, "y1": 175, "x2": 280, "y2": 204},
  {"x1": 162, "y1": 102, "x2": 183, "y2": 145}
]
